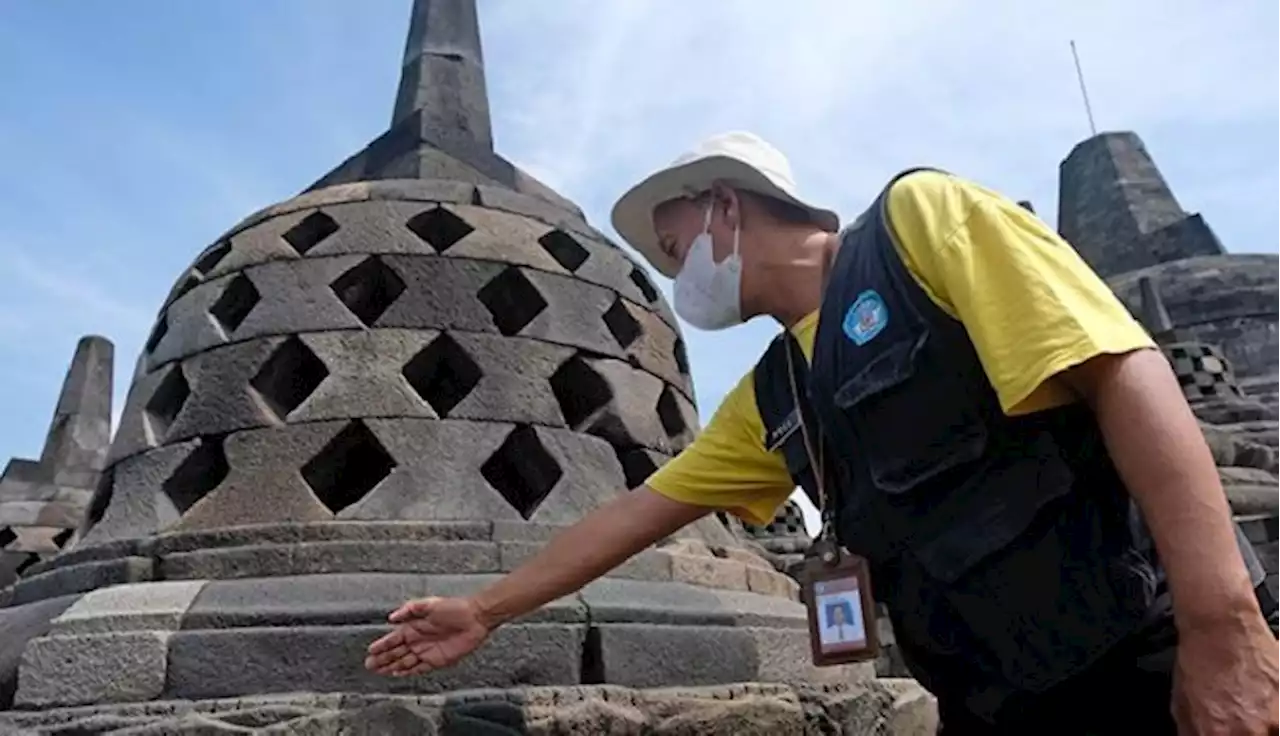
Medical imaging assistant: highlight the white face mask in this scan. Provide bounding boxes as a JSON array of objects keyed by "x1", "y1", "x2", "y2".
[{"x1": 672, "y1": 203, "x2": 744, "y2": 331}]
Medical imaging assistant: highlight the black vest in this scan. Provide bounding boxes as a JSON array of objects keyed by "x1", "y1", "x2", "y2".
[{"x1": 754, "y1": 170, "x2": 1166, "y2": 717}]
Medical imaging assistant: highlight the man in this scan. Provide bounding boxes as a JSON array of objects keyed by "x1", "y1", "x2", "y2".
[{"x1": 366, "y1": 132, "x2": 1278, "y2": 734}]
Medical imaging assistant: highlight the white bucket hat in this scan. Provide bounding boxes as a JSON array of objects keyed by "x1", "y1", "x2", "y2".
[{"x1": 610, "y1": 131, "x2": 840, "y2": 278}]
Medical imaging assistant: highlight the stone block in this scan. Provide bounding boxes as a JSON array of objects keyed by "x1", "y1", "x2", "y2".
[
  {"x1": 723, "y1": 546, "x2": 777, "y2": 571},
  {"x1": 499, "y1": 542, "x2": 672, "y2": 582},
  {"x1": 342, "y1": 419, "x2": 527, "y2": 522},
  {"x1": 564, "y1": 356, "x2": 675, "y2": 454},
  {"x1": 518, "y1": 269, "x2": 635, "y2": 356},
  {"x1": 152, "y1": 520, "x2": 494, "y2": 554},
  {"x1": 106, "y1": 366, "x2": 182, "y2": 464},
  {"x1": 162, "y1": 540, "x2": 498, "y2": 579},
  {"x1": 475, "y1": 185, "x2": 594, "y2": 242},
  {"x1": 171, "y1": 422, "x2": 358, "y2": 532},
  {"x1": 580, "y1": 578, "x2": 807, "y2": 628},
  {"x1": 160, "y1": 338, "x2": 285, "y2": 440},
  {"x1": 206, "y1": 208, "x2": 322, "y2": 280},
  {"x1": 587, "y1": 624, "x2": 844, "y2": 690},
  {"x1": 430, "y1": 204, "x2": 568, "y2": 273},
  {"x1": 747, "y1": 565, "x2": 800, "y2": 600},
  {"x1": 10, "y1": 556, "x2": 154, "y2": 606},
  {"x1": 365, "y1": 178, "x2": 479, "y2": 206},
  {"x1": 0, "y1": 500, "x2": 83, "y2": 527},
  {"x1": 292, "y1": 329, "x2": 440, "y2": 422},
  {"x1": 442, "y1": 333, "x2": 576, "y2": 426},
  {"x1": 16, "y1": 630, "x2": 170, "y2": 707},
  {"x1": 164, "y1": 624, "x2": 585, "y2": 699},
  {"x1": 670, "y1": 553, "x2": 750, "y2": 592},
  {"x1": 591, "y1": 624, "x2": 761, "y2": 689},
  {"x1": 180, "y1": 573, "x2": 585, "y2": 630},
  {"x1": 0, "y1": 594, "x2": 81, "y2": 709},
  {"x1": 376, "y1": 256, "x2": 506, "y2": 332},
  {"x1": 51, "y1": 580, "x2": 208, "y2": 635},
  {"x1": 298, "y1": 200, "x2": 447, "y2": 259}
]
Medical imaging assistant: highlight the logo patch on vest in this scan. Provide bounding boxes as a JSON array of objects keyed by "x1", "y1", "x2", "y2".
[
  {"x1": 842, "y1": 290, "x2": 888, "y2": 346},
  {"x1": 765, "y1": 408, "x2": 801, "y2": 452}
]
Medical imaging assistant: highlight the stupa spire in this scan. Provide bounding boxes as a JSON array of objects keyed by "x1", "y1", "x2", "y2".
[{"x1": 392, "y1": 0, "x2": 493, "y2": 151}]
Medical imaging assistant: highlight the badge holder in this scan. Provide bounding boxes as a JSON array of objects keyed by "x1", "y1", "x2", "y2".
[{"x1": 783, "y1": 334, "x2": 880, "y2": 667}]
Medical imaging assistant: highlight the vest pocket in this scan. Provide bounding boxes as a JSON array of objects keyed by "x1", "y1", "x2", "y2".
[
  {"x1": 907, "y1": 434, "x2": 1152, "y2": 691},
  {"x1": 832, "y1": 332, "x2": 988, "y2": 494}
]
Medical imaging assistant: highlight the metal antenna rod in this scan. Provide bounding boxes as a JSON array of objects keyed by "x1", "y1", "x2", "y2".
[{"x1": 1070, "y1": 40, "x2": 1098, "y2": 136}]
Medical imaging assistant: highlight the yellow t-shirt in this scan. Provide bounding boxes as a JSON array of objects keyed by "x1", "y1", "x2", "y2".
[{"x1": 644, "y1": 169, "x2": 1155, "y2": 526}]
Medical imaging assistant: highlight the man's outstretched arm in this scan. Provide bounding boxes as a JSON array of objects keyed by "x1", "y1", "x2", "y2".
[{"x1": 364, "y1": 487, "x2": 708, "y2": 676}]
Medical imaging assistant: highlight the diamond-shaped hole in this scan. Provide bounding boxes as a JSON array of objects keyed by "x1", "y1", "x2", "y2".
[
  {"x1": 630, "y1": 267, "x2": 659, "y2": 303},
  {"x1": 330, "y1": 256, "x2": 406, "y2": 328},
  {"x1": 615, "y1": 448, "x2": 659, "y2": 490},
  {"x1": 283, "y1": 211, "x2": 340, "y2": 255},
  {"x1": 603, "y1": 298, "x2": 642, "y2": 350},
  {"x1": 171, "y1": 272, "x2": 201, "y2": 303},
  {"x1": 15, "y1": 553, "x2": 40, "y2": 576},
  {"x1": 406, "y1": 206, "x2": 474, "y2": 253},
  {"x1": 52, "y1": 528, "x2": 73, "y2": 548},
  {"x1": 478, "y1": 267, "x2": 548, "y2": 336},
  {"x1": 194, "y1": 240, "x2": 232, "y2": 276},
  {"x1": 673, "y1": 338, "x2": 690, "y2": 375},
  {"x1": 657, "y1": 386, "x2": 687, "y2": 438},
  {"x1": 301, "y1": 420, "x2": 396, "y2": 514},
  {"x1": 538, "y1": 230, "x2": 589, "y2": 272},
  {"x1": 163, "y1": 436, "x2": 230, "y2": 515},
  {"x1": 481, "y1": 425, "x2": 563, "y2": 520},
  {"x1": 144, "y1": 365, "x2": 191, "y2": 441},
  {"x1": 210, "y1": 273, "x2": 261, "y2": 336},
  {"x1": 250, "y1": 336, "x2": 329, "y2": 421},
  {"x1": 144, "y1": 313, "x2": 169, "y2": 354},
  {"x1": 402, "y1": 333, "x2": 482, "y2": 418},
  {"x1": 0, "y1": 526, "x2": 15, "y2": 548},
  {"x1": 549, "y1": 355, "x2": 613, "y2": 430},
  {"x1": 85, "y1": 469, "x2": 114, "y2": 529}
]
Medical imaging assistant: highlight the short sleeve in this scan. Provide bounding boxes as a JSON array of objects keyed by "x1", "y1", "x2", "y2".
[
  {"x1": 643, "y1": 371, "x2": 796, "y2": 526},
  {"x1": 886, "y1": 171, "x2": 1156, "y2": 416}
]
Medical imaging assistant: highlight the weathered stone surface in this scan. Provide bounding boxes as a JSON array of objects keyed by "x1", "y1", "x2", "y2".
[
  {"x1": 16, "y1": 630, "x2": 170, "y2": 707},
  {"x1": 9, "y1": 556, "x2": 153, "y2": 606},
  {"x1": 164, "y1": 624, "x2": 585, "y2": 699},
  {"x1": 161, "y1": 540, "x2": 499, "y2": 579},
  {"x1": 579, "y1": 578, "x2": 806, "y2": 628},
  {"x1": 179, "y1": 573, "x2": 585, "y2": 630},
  {"x1": 0, "y1": 681, "x2": 936, "y2": 735},
  {"x1": 0, "y1": 594, "x2": 81, "y2": 708},
  {"x1": 50, "y1": 580, "x2": 208, "y2": 635}
]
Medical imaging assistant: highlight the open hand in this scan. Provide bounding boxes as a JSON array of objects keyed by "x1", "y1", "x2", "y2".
[
  {"x1": 364, "y1": 596, "x2": 492, "y2": 677},
  {"x1": 1172, "y1": 615, "x2": 1279, "y2": 735}
]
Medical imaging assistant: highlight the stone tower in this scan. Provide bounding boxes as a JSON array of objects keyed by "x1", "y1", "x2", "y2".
[
  {"x1": 0, "y1": 1, "x2": 859, "y2": 725},
  {"x1": 1057, "y1": 131, "x2": 1226, "y2": 279},
  {"x1": 0, "y1": 336, "x2": 113, "y2": 590}
]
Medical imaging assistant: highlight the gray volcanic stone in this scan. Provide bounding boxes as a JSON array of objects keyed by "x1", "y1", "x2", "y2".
[
  {"x1": 0, "y1": 681, "x2": 938, "y2": 735},
  {"x1": 16, "y1": 630, "x2": 171, "y2": 707},
  {"x1": 0, "y1": 594, "x2": 80, "y2": 708},
  {"x1": 50, "y1": 580, "x2": 208, "y2": 635},
  {"x1": 163, "y1": 623, "x2": 586, "y2": 700}
]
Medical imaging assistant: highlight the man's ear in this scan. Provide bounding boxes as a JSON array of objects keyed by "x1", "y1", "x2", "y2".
[{"x1": 709, "y1": 181, "x2": 742, "y2": 231}]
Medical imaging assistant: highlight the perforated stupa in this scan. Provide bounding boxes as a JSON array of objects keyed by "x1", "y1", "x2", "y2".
[{"x1": 0, "y1": 0, "x2": 858, "y2": 726}]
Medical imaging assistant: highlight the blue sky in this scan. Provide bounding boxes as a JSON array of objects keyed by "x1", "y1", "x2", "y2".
[{"x1": 1, "y1": 1, "x2": 1276, "y2": 529}]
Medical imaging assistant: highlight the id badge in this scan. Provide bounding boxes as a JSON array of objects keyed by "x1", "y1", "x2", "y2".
[{"x1": 801, "y1": 552, "x2": 880, "y2": 666}]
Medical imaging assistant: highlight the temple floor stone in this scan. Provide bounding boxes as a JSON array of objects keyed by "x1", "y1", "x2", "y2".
[{"x1": 0, "y1": 681, "x2": 937, "y2": 735}]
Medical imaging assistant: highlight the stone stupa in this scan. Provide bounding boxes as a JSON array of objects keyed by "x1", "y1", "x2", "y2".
[{"x1": 0, "y1": 2, "x2": 935, "y2": 733}]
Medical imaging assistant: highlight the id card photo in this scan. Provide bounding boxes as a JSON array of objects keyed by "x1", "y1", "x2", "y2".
[{"x1": 815, "y1": 577, "x2": 867, "y2": 652}]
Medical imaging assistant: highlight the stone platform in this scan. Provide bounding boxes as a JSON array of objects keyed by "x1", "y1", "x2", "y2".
[
  {"x1": 0, "y1": 522, "x2": 865, "y2": 715},
  {"x1": 0, "y1": 681, "x2": 936, "y2": 735}
]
